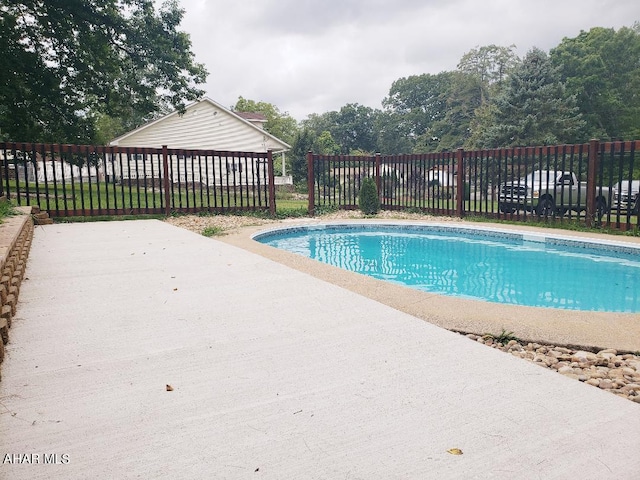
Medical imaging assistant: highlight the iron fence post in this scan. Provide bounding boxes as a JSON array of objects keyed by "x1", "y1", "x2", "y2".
[
  {"x1": 456, "y1": 148, "x2": 465, "y2": 218},
  {"x1": 267, "y1": 149, "x2": 276, "y2": 216},
  {"x1": 162, "y1": 145, "x2": 170, "y2": 217},
  {"x1": 586, "y1": 139, "x2": 599, "y2": 228},
  {"x1": 0, "y1": 143, "x2": 4, "y2": 199},
  {"x1": 375, "y1": 152, "x2": 381, "y2": 204},
  {"x1": 307, "y1": 151, "x2": 314, "y2": 216}
]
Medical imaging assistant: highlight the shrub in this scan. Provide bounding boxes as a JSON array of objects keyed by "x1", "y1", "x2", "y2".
[
  {"x1": 483, "y1": 329, "x2": 520, "y2": 344},
  {"x1": 359, "y1": 177, "x2": 380, "y2": 215}
]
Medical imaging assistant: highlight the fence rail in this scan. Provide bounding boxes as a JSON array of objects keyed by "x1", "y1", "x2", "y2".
[
  {"x1": 0, "y1": 143, "x2": 276, "y2": 217},
  {"x1": 308, "y1": 140, "x2": 640, "y2": 231}
]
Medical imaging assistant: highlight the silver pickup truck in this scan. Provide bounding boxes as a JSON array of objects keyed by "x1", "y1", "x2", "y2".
[{"x1": 498, "y1": 170, "x2": 610, "y2": 216}]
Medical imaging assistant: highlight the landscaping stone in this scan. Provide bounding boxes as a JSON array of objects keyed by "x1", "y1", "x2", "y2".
[{"x1": 464, "y1": 332, "x2": 640, "y2": 404}]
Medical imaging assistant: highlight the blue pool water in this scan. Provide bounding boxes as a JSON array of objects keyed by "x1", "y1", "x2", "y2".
[{"x1": 255, "y1": 224, "x2": 640, "y2": 312}]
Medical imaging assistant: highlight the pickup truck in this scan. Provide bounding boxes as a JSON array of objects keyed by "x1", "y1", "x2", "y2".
[
  {"x1": 498, "y1": 170, "x2": 610, "y2": 217},
  {"x1": 613, "y1": 180, "x2": 639, "y2": 214}
]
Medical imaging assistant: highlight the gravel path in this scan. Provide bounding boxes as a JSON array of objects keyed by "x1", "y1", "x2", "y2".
[
  {"x1": 164, "y1": 213, "x2": 279, "y2": 234},
  {"x1": 165, "y1": 212, "x2": 640, "y2": 403},
  {"x1": 164, "y1": 209, "x2": 461, "y2": 236}
]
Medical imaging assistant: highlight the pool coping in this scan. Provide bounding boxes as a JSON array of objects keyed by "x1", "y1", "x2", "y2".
[
  {"x1": 252, "y1": 220, "x2": 640, "y2": 256},
  {"x1": 219, "y1": 219, "x2": 640, "y2": 353}
]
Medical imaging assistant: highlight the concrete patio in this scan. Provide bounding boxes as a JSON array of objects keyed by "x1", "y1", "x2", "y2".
[{"x1": 1, "y1": 220, "x2": 638, "y2": 479}]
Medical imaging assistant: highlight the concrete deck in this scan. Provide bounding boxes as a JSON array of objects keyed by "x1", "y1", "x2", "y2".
[
  {"x1": 1, "y1": 220, "x2": 639, "y2": 479},
  {"x1": 222, "y1": 219, "x2": 640, "y2": 352}
]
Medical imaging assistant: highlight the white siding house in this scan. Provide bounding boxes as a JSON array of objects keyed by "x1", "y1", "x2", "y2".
[
  {"x1": 109, "y1": 97, "x2": 290, "y2": 153},
  {"x1": 109, "y1": 97, "x2": 292, "y2": 186}
]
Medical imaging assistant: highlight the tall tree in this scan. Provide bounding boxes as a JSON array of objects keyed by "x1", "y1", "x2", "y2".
[
  {"x1": 330, "y1": 103, "x2": 378, "y2": 154},
  {"x1": 419, "y1": 45, "x2": 520, "y2": 152},
  {"x1": 233, "y1": 96, "x2": 298, "y2": 146},
  {"x1": 300, "y1": 112, "x2": 334, "y2": 138},
  {"x1": 479, "y1": 48, "x2": 585, "y2": 148},
  {"x1": 382, "y1": 72, "x2": 453, "y2": 143},
  {"x1": 300, "y1": 105, "x2": 378, "y2": 155},
  {"x1": 314, "y1": 131, "x2": 341, "y2": 155},
  {"x1": 373, "y1": 111, "x2": 415, "y2": 155},
  {"x1": 457, "y1": 44, "x2": 519, "y2": 105},
  {"x1": 289, "y1": 128, "x2": 315, "y2": 185},
  {"x1": 416, "y1": 71, "x2": 484, "y2": 152},
  {"x1": 0, "y1": 0, "x2": 207, "y2": 143},
  {"x1": 550, "y1": 24, "x2": 640, "y2": 140}
]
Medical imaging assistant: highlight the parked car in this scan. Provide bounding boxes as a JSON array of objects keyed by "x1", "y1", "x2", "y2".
[
  {"x1": 613, "y1": 180, "x2": 640, "y2": 215},
  {"x1": 498, "y1": 170, "x2": 610, "y2": 217}
]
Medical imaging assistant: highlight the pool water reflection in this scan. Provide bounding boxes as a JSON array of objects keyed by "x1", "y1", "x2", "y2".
[{"x1": 256, "y1": 225, "x2": 640, "y2": 312}]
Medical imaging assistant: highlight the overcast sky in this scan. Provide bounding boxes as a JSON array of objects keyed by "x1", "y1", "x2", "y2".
[{"x1": 177, "y1": 0, "x2": 639, "y2": 120}]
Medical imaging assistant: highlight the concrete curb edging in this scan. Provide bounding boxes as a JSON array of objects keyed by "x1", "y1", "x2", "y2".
[{"x1": 0, "y1": 207, "x2": 34, "y2": 374}]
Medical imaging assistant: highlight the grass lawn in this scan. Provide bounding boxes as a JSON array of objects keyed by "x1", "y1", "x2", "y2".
[
  {"x1": 4, "y1": 179, "x2": 637, "y2": 235},
  {"x1": 5, "y1": 179, "x2": 274, "y2": 213}
]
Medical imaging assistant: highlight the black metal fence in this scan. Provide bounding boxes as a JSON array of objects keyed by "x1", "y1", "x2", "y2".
[
  {"x1": 308, "y1": 140, "x2": 640, "y2": 231},
  {"x1": 0, "y1": 143, "x2": 276, "y2": 217}
]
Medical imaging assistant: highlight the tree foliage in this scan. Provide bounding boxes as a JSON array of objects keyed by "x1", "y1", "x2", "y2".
[
  {"x1": 233, "y1": 96, "x2": 298, "y2": 146},
  {"x1": 373, "y1": 111, "x2": 414, "y2": 154},
  {"x1": 301, "y1": 104, "x2": 379, "y2": 155},
  {"x1": 382, "y1": 72, "x2": 453, "y2": 142},
  {"x1": 550, "y1": 24, "x2": 640, "y2": 140},
  {"x1": 3, "y1": 4, "x2": 637, "y2": 162},
  {"x1": 0, "y1": 0, "x2": 207, "y2": 143},
  {"x1": 294, "y1": 26, "x2": 637, "y2": 162},
  {"x1": 416, "y1": 71, "x2": 484, "y2": 152},
  {"x1": 483, "y1": 48, "x2": 585, "y2": 147},
  {"x1": 289, "y1": 129, "x2": 341, "y2": 188},
  {"x1": 314, "y1": 131, "x2": 341, "y2": 155},
  {"x1": 330, "y1": 103, "x2": 378, "y2": 154},
  {"x1": 478, "y1": 48, "x2": 585, "y2": 148},
  {"x1": 290, "y1": 128, "x2": 314, "y2": 185},
  {"x1": 457, "y1": 44, "x2": 519, "y2": 104}
]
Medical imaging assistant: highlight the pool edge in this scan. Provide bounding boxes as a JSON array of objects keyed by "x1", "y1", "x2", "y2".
[{"x1": 217, "y1": 219, "x2": 640, "y2": 352}]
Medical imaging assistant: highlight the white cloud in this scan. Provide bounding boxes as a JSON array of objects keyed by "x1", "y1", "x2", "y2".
[{"x1": 177, "y1": 0, "x2": 640, "y2": 120}]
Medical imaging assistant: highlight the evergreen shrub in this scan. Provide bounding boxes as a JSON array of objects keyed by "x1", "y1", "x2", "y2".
[{"x1": 359, "y1": 177, "x2": 380, "y2": 215}]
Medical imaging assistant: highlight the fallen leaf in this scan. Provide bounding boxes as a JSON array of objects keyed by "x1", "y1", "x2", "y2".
[
  {"x1": 447, "y1": 448, "x2": 463, "y2": 455},
  {"x1": 166, "y1": 384, "x2": 174, "y2": 391}
]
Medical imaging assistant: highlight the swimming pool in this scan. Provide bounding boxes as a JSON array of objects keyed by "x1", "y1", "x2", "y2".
[{"x1": 254, "y1": 223, "x2": 640, "y2": 312}]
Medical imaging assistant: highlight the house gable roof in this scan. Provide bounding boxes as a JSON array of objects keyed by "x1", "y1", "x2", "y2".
[{"x1": 109, "y1": 97, "x2": 291, "y2": 153}]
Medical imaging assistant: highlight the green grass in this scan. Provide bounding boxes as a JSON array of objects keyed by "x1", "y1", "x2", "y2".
[
  {"x1": 0, "y1": 199, "x2": 17, "y2": 222},
  {"x1": 202, "y1": 226, "x2": 225, "y2": 237},
  {"x1": 6, "y1": 178, "x2": 638, "y2": 237},
  {"x1": 6, "y1": 179, "x2": 275, "y2": 213},
  {"x1": 275, "y1": 199, "x2": 307, "y2": 210},
  {"x1": 463, "y1": 211, "x2": 640, "y2": 237}
]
